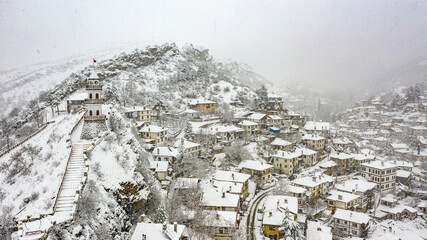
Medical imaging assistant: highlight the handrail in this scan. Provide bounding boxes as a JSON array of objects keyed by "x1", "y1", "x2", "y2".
[
  {"x1": 0, "y1": 123, "x2": 48, "y2": 159},
  {"x1": 53, "y1": 112, "x2": 85, "y2": 212}
]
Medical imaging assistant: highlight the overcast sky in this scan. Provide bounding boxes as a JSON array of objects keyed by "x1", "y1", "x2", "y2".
[{"x1": 1, "y1": 0, "x2": 427, "y2": 92}]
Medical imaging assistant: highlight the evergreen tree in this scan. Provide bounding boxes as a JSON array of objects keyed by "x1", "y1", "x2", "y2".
[
  {"x1": 255, "y1": 85, "x2": 269, "y2": 110},
  {"x1": 279, "y1": 209, "x2": 305, "y2": 240},
  {"x1": 184, "y1": 122, "x2": 193, "y2": 140}
]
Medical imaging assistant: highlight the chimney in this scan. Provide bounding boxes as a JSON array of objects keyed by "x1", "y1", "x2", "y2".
[
  {"x1": 350, "y1": 212, "x2": 353, "y2": 217},
  {"x1": 284, "y1": 199, "x2": 288, "y2": 204},
  {"x1": 312, "y1": 177, "x2": 316, "y2": 182},
  {"x1": 355, "y1": 184, "x2": 358, "y2": 190},
  {"x1": 269, "y1": 211, "x2": 272, "y2": 217},
  {"x1": 317, "y1": 227, "x2": 322, "y2": 231},
  {"x1": 174, "y1": 222, "x2": 178, "y2": 232},
  {"x1": 338, "y1": 195, "x2": 343, "y2": 200},
  {"x1": 277, "y1": 200, "x2": 280, "y2": 206},
  {"x1": 157, "y1": 148, "x2": 159, "y2": 154},
  {"x1": 232, "y1": 173, "x2": 235, "y2": 180},
  {"x1": 163, "y1": 222, "x2": 167, "y2": 231},
  {"x1": 222, "y1": 192, "x2": 225, "y2": 198},
  {"x1": 140, "y1": 214, "x2": 146, "y2": 223},
  {"x1": 229, "y1": 186, "x2": 232, "y2": 192},
  {"x1": 142, "y1": 234, "x2": 147, "y2": 240}
]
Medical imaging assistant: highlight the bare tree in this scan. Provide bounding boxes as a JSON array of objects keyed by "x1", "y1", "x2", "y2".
[{"x1": 0, "y1": 118, "x2": 12, "y2": 150}]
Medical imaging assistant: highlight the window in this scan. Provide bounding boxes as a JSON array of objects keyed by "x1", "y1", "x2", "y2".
[
  {"x1": 89, "y1": 110, "x2": 93, "y2": 116},
  {"x1": 96, "y1": 110, "x2": 100, "y2": 116},
  {"x1": 352, "y1": 223, "x2": 358, "y2": 227},
  {"x1": 96, "y1": 93, "x2": 99, "y2": 99},
  {"x1": 89, "y1": 93, "x2": 93, "y2": 99},
  {"x1": 269, "y1": 226, "x2": 275, "y2": 230}
]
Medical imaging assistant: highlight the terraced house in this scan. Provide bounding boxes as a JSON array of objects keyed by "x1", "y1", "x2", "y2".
[
  {"x1": 335, "y1": 180, "x2": 376, "y2": 212},
  {"x1": 361, "y1": 160, "x2": 397, "y2": 194},
  {"x1": 330, "y1": 152, "x2": 354, "y2": 175},
  {"x1": 302, "y1": 134, "x2": 325, "y2": 151},
  {"x1": 271, "y1": 150, "x2": 301, "y2": 176},
  {"x1": 238, "y1": 160, "x2": 273, "y2": 186},
  {"x1": 139, "y1": 125, "x2": 169, "y2": 145},
  {"x1": 189, "y1": 99, "x2": 216, "y2": 114}
]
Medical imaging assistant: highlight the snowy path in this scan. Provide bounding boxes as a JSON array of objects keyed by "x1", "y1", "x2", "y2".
[
  {"x1": 53, "y1": 143, "x2": 86, "y2": 216},
  {"x1": 16, "y1": 116, "x2": 88, "y2": 239}
]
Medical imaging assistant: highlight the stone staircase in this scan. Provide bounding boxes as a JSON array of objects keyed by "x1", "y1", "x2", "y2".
[{"x1": 53, "y1": 143, "x2": 87, "y2": 216}]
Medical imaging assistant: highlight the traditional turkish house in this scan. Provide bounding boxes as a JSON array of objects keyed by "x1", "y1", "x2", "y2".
[
  {"x1": 262, "y1": 195, "x2": 298, "y2": 239},
  {"x1": 332, "y1": 209, "x2": 371, "y2": 239},
  {"x1": 123, "y1": 106, "x2": 151, "y2": 122},
  {"x1": 139, "y1": 125, "x2": 169, "y2": 145},
  {"x1": 188, "y1": 99, "x2": 216, "y2": 114},
  {"x1": 335, "y1": 180, "x2": 376, "y2": 212},
  {"x1": 238, "y1": 160, "x2": 273, "y2": 186}
]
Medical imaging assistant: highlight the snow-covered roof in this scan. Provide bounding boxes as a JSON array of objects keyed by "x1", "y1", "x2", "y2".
[
  {"x1": 238, "y1": 160, "x2": 273, "y2": 171},
  {"x1": 302, "y1": 134, "x2": 325, "y2": 141},
  {"x1": 304, "y1": 121, "x2": 330, "y2": 131},
  {"x1": 262, "y1": 209, "x2": 284, "y2": 226},
  {"x1": 213, "y1": 170, "x2": 251, "y2": 183},
  {"x1": 293, "y1": 176, "x2": 322, "y2": 188},
  {"x1": 152, "y1": 146, "x2": 180, "y2": 158},
  {"x1": 237, "y1": 120, "x2": 258, "y2": 126},
  {"x1": 271, "y1": 150, "x2": 301, "y2": 159},
  {"x1": 268, "y1": 115, "x2": 283, "y2": 120},
  {"x1": 351, "y1": 153, "x2": 376, "y2": 161},
  {"x1": 333, "y1": 209, "x2": 370, "y2": 224},
  {"x1": 212, "y1": 180, "x2": 243, "y2": 194},
  {"x1": 377, "y1": 204, "x2": 417, "y2": 215},
  {"x1": 335, "y1": 180, "x2": 376, "y2": 193},
  {"x1": 330, "y1": 152, "x2": 353, "y2": 160},
  {"x1": 201, "y1": 210, "x2": 237, "y2": 227},
  {"x1": 173, "y1": 139, "x2": 200, "y2": 150},
  {"x1": 294, "y1": 147, "x2": 317, "y2": 156},
  {"x1": 268, "y1": 94, "x2": 282, "y2": 99},
  {"x1": 396, "y1": 170, "x2": 411, "y2": 178},
  {"x1": 207, "y1": 124, "x2": 244, "y2": 134},
  {"x1": 139, "y1": 125, "x2": 168, "y2": 133},
  {"x1": 410, "y1": 126, "x2": 427, "y2": 130},
  {"x1": 88, "y1": 71, "x2": 99, "y2": 79},
  {"x1": 131, "y1": 221, "x2": 185, "y2": 240},
  {"x1": 288, "y1": 185, "x2": 307, "y2": 194},
  {"x1": 202, "y1": 188, "x2": 239, "y2": 208},
  {"x1": 326, "y1": 190, "x2": 359, "y2": 203},
  {"x1": 390, "y1": 143, "x2": 409, "y2": 149},
  {"x1": 392, "y1": 160, "x2": 413, "y2": 168},
  {"x1": 247, "y1": 113, "x2": 267, "y2": 120},
  {"x1": 319, "y1": 160, "x2": 337, "y2": 168},
  {"x1": 332, "y1": 138, "x2": 352, "y2": 145},
  {"x1": 307, "y1": 221, "x2": 332, "y2": 240},
  {"x1": 271, "y1": 138, "x2": 292, "y2": 147},
  {"x1": 123, "y1": 106, "x2": 151, "y2": 112},
  {"x1": 150, "y1": 161, "x2": 169, "y2": 172},
  {"x1": 263, "y1": 195, "x2": 298, "y2": 224},
  {"x1": 362, "y1": 160, "x2": 397, "y2": 170},
  {"x1": 188, "y1": 98, "x2": 216, "y2": 105}
]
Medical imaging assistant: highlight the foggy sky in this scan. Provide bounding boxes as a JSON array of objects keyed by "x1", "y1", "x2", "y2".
[{"x1": 1, "y1": 0, "x2": 427, "y2": 92}]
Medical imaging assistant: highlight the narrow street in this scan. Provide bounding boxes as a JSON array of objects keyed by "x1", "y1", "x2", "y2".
[{"x1": 246, "y1": 187, "x2": 275, "y2": 240}]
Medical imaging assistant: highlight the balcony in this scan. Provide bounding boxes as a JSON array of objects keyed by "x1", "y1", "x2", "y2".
[
  {"x1": 84, "y1": 115, "x2": 106, "y2": 121},
  {"x1": 84, "y1": 98, "x2": 105, "y2": 104},
  {"x1": 86, "y1": 85, "x2": 103, "y2": 90}
]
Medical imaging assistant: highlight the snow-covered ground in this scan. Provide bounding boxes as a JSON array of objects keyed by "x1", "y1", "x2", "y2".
[{"x1": 0, "y1": 112, "x2": 83, "y2": 219}]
